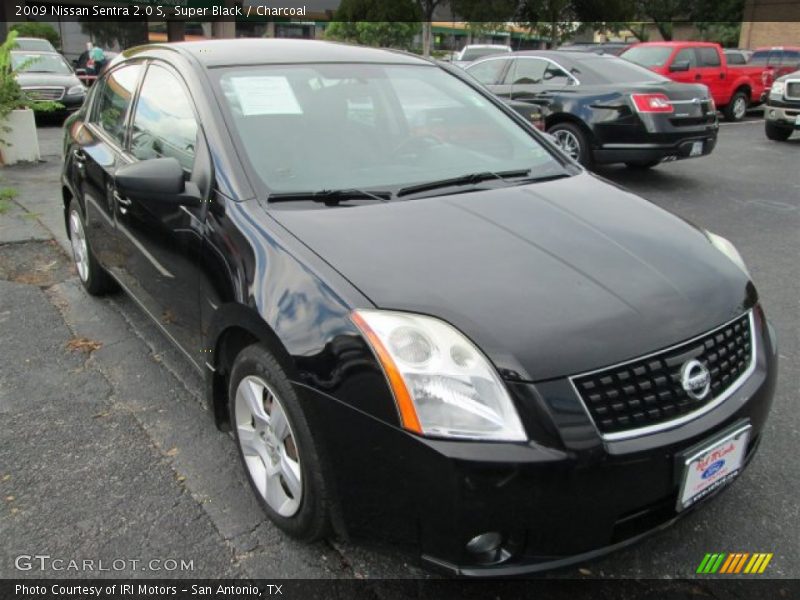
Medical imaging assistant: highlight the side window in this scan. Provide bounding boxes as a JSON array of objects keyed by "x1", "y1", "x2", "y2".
[
  {"x1": 543, "y1": 64, "x2": 572, "y2": 85},
  {"x1": 726, "y1": 52, "x2": 745, "y2": 65},
  {"x1": 91, "y1": 64, "x2": 141, "y2": 146},
  {"x1": 674, "y1": 48, "x2": 698, "y2": 68},
  {"x1": 130, "y1": 64, "x2": 199, "y2": 172},
  {"x1": 782, "y1": 50, "x2": 800, "y2": 66},
  {"x1": 510, "y1": 58, "x2": 548, "y2": 85},
  {"x1": 698, "y1": 47, "x2": 721, "y2": 67},
  {"x1": 467, "y1": 59, "x2": 508, "y2": 86}
]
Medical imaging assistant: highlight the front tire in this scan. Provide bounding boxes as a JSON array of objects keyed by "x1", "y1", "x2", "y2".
[
  {"x1": 68, "y1": 205, "x2": 115, "y2": 296},
  {"x1": 723, "y1": 90, "x2": 748, "y2": 122},
  {"x1": 547, "y1": 122, "x2": 593, "y2": 167},
  {"x1": 765, "y1": 120, "x2": 793, "y2": 141},
  {"x1": 229, "y1": 344, "x2": 329, "y2": 541}
]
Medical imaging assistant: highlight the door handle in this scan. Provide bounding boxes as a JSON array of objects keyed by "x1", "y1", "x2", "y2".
[
  {"x1": 694, "y1": 74, "x2": 702, "y2": 81},
  {"x1": 73, "y1": 149, "x2": 86, "y2": 161},
  {"x1": 113, "y1": 190, "x2": 132, "y2": 214}
]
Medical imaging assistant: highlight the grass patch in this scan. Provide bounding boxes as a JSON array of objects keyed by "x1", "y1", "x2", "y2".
[{"x1": 0, "y1": 186, "x2": 18, "y2": 214}]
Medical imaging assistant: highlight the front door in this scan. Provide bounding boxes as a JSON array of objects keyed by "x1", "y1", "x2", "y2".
[{"x1": 114, "y1": 62, "x2": 208, "y2": 367}]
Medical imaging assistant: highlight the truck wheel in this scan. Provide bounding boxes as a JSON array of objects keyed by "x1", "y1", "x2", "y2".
[
  {"x1": 764, "y1": 121, "x2": 793, "y2": 141},
  {"x1": 723, "y1": 91, "x2": 748, "y2": 122}
]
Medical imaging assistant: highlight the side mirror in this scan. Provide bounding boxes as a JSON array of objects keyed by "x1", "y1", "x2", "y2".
[
  {"x1": 115, "y1": 157, "x2": 200, "y2": 207},
  {"x1": 670, "y1": 61, "x2": 691, "y2": 72}
]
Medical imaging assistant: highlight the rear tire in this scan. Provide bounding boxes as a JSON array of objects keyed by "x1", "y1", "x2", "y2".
[
  {"x1": 229, "y1": 344, "x2": 330, "y2": 541},
  {"x1": 625, "y1": 159, "x2": 661, "y2": 170},
  {"x1": 547, "y1": 122, "x2": 593, "y2": 168},
  {"x1": 723, "y1": 90, "x2": 748, "y2": 122},
  {"x1": 764, "y1": 120, "x2": 793, "y2": 141},
  {"x1": 68, "y1": 204, "x2": 115, "y2": 296}
]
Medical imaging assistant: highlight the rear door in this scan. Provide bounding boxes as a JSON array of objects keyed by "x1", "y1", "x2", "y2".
[
  {"x1": 509, "y1": 57, "x2": 571, "y2": 106},
  {"x1": 466, "y1": 57, "x2": 513, "y2": 98},
  {"x1": 114, "y1": 61, "x2": 209, "y2": 365},
  {"x1": 79, "y1": 63, "x2": 143, "y2": 275},
  {"x1": 695, "y1": 46, "x2": 727, "y2": 104}
]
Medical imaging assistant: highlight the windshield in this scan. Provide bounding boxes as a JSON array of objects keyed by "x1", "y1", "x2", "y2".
[
  {"x1": 15, "y1": 39, "x2": 55, "y2": 52},
  {"x1": 460, "y1": 47, "x2": 510, "y2": 61},
  {"x1": 12, "y1": 53, "x2": 72, "y2": 74},
  {"x1": 216, "y1": 63, "x2": 564, "y2": 195},
  {"x1": 578, "y1": 56, "x2": 670, "y2": 84},
  {"x1": 621, "y1": 46, "x2": 673, "y2": 68}
]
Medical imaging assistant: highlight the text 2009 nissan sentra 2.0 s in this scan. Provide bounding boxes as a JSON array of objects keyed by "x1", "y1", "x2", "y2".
[{"x1": 61, "y1": 40, "x2": 777, "y2": 576}]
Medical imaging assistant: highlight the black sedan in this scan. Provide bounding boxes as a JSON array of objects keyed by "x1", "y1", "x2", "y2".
[
  {"x1": 62, "y1": 40, "x2": 776, "y2": 576},
  {"x1": 12, "y1": 50, "x2": 86, "y2": 114},
  {"x1": 465, "y1": 50, "x2": 718, "y2": 169}
]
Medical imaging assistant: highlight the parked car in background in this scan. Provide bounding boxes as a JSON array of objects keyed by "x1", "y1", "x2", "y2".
[
  {"x1": 763, "y1": 69, "x2": 800, "y2": 141},
  {"x1": 452, "y1": 44, "x2": 511, "y2": 68},
  {"x1": 723, "y1": 49, "x2": 753, "y2": 65},
  {"x1": 62, "y1": 39, "x2": 776, "y2": 576},
  {"x1": 621, "y1": 42, "x2": 768, "y2": 121},
  {"x1": 73, "y1": 49, "x2": 119, "y2": 86},
  {"x1": 749, "y1": 47, "x2": 800, "y2": 89},
  {"x1": 12, "y1": 36, "x2": 57, "y2": 52},
  {"x1": 466, "y1": 50, "x2": 718, "y2": 169},
  {"x1": 11, "y1": 50, "x2": 86, "y2": 115},
  {"x1": 559, "y1": 42, "x2": 631, "y2": 56}
]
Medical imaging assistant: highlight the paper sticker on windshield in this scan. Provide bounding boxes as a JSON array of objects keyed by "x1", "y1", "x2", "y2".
[{"x1": 230, "y1": 76, "x2": 303, "y2": 116}]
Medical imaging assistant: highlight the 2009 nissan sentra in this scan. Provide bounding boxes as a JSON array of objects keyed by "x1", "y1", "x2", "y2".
[{"x1": 61, "y1": 39, "x2": 777, "y2": 576}]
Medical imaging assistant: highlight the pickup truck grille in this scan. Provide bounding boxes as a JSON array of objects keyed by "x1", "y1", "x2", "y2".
[
  {"x1": 22, "y1": 86, "x2": 64, "y2": 101},
  {"x1": 572, "y1": 312, "x2": 754, "y2": 439},
  {"x1": 785, "y1": 80, "x2": 800, "y2": 101}
]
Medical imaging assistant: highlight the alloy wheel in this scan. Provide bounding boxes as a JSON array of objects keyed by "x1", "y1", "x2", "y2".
[
  {"x1": 552, "y1": 129, "x2": 581, "y2": 160},
  {"x1": 733, "y1": 96, "x2": 747, "y2": 120},
  {"x1": 235, "y1": 375, "x2": 302, "y2": 517},
  {"x1": 69, "y1": 209, "x2": 89, "y2": 282}
]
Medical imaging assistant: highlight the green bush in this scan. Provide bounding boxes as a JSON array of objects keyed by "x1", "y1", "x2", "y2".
[{"x1": 9, "y1": 23, "x2": 60, "y2": 49}]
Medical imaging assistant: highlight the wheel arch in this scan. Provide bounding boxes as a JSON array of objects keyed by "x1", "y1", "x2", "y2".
[{"x1": 206, "y1": 303, "x2": 299, "y2": 431}]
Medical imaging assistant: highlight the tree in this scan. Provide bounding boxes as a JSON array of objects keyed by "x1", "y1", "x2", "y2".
[
  {"x1": 79, "y1": 21, "x2": 149, "y2": 50},
  {"x1": 325, "y1": 22, "x2": 421, "y2": 50},
  {"x1": 10, "y1": 23, "x2": 60, "y2": 49},
  {"x1": 516, "y1": 0, "x2": 579, "y2": 48},
  {"x1": 416, "y1": 0, "x2": 446, "y2": 57}
]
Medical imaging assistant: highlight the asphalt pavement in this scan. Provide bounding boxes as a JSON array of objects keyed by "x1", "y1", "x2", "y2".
[{"x1": 0, "y1": 116, "x2": 797, "y2": 580}]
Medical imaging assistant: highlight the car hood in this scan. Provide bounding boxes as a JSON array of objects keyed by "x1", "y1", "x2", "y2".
[
  {"x1": 15, "y1": 72, "x2": 81, "y2": 88},
  {"x1": 269, "y1": 173, "x2": 754, "y2": 381}
]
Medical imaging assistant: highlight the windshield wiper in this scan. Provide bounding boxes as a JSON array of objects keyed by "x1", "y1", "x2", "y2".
[
  {"x1": 268, "y1": 188, "x2": 392, "y2": 205},
  {"x1": 397, "y1": 169, "x2": 537, "y2": 197}
]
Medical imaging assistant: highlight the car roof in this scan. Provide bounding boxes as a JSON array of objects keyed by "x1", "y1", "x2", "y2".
[
  {"x1": 10, "y1": 50, "x2": 63, "y2": 56},
  {"x1": 128, "y1": 39, "x2": 432, "y2": 68},
  {"x1": 630, "y1": 41, "x2": 719, "y2": 47},
  {"x1": 463, "y1": 44, "x2": 511, "y2": 49}
]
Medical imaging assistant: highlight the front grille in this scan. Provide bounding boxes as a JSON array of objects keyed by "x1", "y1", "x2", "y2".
[
  {"x1": 22, "y1": 87, "x2": 64, "y2": 101},
  {"x1": 572, "y1": 312, "x2": 754, "y2": 439},
  {"x1": 785, "y1": 80, "x2": 800, "y2": 100}
]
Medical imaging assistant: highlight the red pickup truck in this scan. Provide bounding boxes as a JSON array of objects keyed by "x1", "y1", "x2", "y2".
[{"x1": 621, "y1": 42, "x2": 769, "y2": 121}]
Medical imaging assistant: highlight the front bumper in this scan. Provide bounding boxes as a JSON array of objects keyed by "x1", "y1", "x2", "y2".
[
  {"x1": 764, "y1": 101, "x2": 800, "y2": 129},
  {"x1": 300, "y1": 308, "x2": 777, "y2": 576}
]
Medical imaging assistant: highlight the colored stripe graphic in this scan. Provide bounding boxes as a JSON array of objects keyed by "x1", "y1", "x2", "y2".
[{"x1": 698, "y1": 552, "x2": 773, "y2": 575}]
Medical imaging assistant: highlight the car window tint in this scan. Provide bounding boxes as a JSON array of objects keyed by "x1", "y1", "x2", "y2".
[
  {"x1": 621, "y1": 46, "x2": 673, "y2": 68},
  {"x1": 782, "y1": 50, "x2": 800, "y2": 66},
  {"x1": 543, "y1": 64, "x2": 572, "y2": 85},
  {"x1": 466, "y1": 59, "x2": 507, "y2": 85},
  {"x1": 698, "y1": 47, "x2": 721, "y2": 67},
  {"x1": 749, "y1": 50, "x2": 769, "y2": 65},
  {"x1": 725, "y1": 52, "x2": 745, "y2": 65},
  {"x1": 130, "y1": 64, "x2": 198, "y2": 172},
  {"x1": 512, "y1": 58, "x2": 548, "y2": 85},
  {"x1": 91, "y1": 64, "x2": 141, "y2": 146},
  {"x1": 674, "y1": 48, "x2": 698, "y2": 68}
]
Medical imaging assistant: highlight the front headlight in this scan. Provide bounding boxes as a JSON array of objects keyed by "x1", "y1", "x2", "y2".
[
  {"x1": 770, "y1": 81, "x2": 785, "y2": 97},
  {"x1": 352, "y1": 310, "x2": 527, "y2": 441},
  {"x1": 67, "y1": 85, "x2": 86, "y2": 96},
  {"x1": 706, "y1": 231, "x2": 750, "y2": 277}
]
